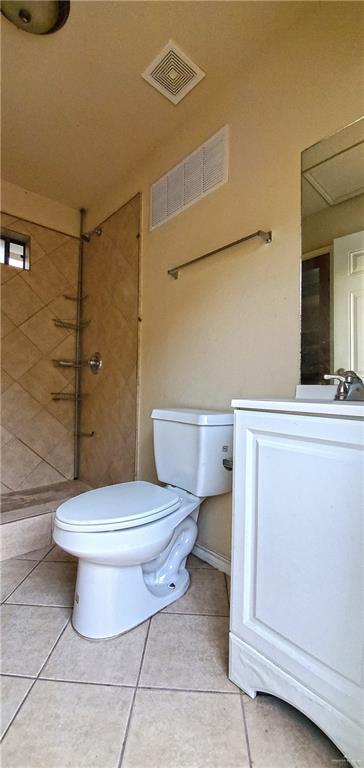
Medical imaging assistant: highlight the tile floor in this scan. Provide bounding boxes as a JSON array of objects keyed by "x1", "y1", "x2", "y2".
[{"x1": 1, "y1": 546, "x2": 347, "y2": 767}]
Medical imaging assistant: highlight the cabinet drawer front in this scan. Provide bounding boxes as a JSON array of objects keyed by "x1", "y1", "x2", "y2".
[{"x1": 231, "y1": 410, "x2": 364, "y2": 721}]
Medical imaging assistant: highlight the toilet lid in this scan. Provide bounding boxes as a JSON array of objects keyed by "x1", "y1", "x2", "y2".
[{"x1": 55, "y1": 481, "x2": 182, "y2": 532}]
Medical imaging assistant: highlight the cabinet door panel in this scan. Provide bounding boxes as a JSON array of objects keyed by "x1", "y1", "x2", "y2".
[{"x1": 231, "y1": 410, "x2": 364, "y2": 720}]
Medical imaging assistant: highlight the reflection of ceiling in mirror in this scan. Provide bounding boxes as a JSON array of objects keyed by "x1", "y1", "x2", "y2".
[{"x1": 301, "y1": 117, "x2": 364, "y2": 219}]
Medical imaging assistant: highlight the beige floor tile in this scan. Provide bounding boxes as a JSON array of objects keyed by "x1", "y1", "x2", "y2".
[
  {"x1": 187, "y1": 554, "x2": 212, "y2": 569},
  {"x1": 7, "y1": 561, "x2": 77, "y2": 607},
  {"x1": 0, "y1": 679, "x2": 133, "y2": 768},
  {"x1": 243, "y1": 694, "x2": 346, "y2": 767},
  {"x1": 123, "y1": 689, "x2": 249, "y2": 768},
  {"x1": 44, "y1": 544, "x2": 76, "y2": 562},
  {"x1": 1, "y1": 604, "x2": 70, "y2": 675},
  {"x1": 16, "y1": 544, "x2": 53, "y2": 560},
  {"x1": 0, "y1": 675, "x2": 33, "y2": 738},
  {"x1": 164, "y1": 568, "x2": 229, "y2": 616},
  {"x1": 41, "y1": 619, "x2": 148, "y2": 686},
  {"x1": 140, "y1": 613, "x2": 236, "y2": 692},
  {"x1": 1, "y1": 559, "x2": 36, "y2": 601}
]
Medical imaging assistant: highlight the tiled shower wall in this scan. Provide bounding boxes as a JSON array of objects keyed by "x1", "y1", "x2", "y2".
[
  {"x1": 1, "y1": 213, "x2": 79, "y2": 492},
  {"x1": 80, "y1": 195, "x2": 140, "y2": 487}
]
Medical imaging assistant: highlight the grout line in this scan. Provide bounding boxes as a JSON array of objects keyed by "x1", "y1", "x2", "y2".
[
  {"x1": 0, "y1": 673, "x2": 37, "y2": 680},
  {"x1": 117, "y1": 618, "x2": 152, "y2": 768},
  {"x1": 5, "y1": 601, "x2": 74, "y2": 608},
  {"x1": 3, "y1": 599, "x2": 227, "y2": 616},
  {"x1": 0, "y1": 616, "x2": 71, "y2": 743},
  {"x1": 10, "y1": 551, "x2": 53, "y2": 565},
  {"x1": 2, "y1": 603, "x2": 72, "y2": 612},
  {"x1": 5, "y1": 674, "x2": 240, "y2": 695},
  {"x1": 138, "y1": 685, "x2": 240, "y2": 695},
  {"x1": 240, "y1": 694, "x2": 253, "y2": 768},
  {"x1": 35, "y1": 676, "x2": 136, "y2": 689},
  {"x1": 0, "y1": 677, "x2": 36, "y2": 744},
  {"x1": 36, "y1": 615, "x2": 71, "y2": 678}
]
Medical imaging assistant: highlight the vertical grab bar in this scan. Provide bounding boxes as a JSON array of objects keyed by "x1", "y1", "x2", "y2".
[{"x1": 73, "y1": 208, "x2": 86, "y2": 479}]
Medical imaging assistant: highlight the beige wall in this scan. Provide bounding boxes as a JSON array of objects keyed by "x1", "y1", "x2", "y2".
[
  {"x1": 1, "y1": 181, "x2": 79, "y2": 237},
  {"x1": 1, "y1": 213, "x2": 78, "y2": 491},
  {"x1": 86, "y1": 6, "x2": 363, "y2": 559},
  {"x1": 302, "y1": 194, "x2": 364, "y2": 254},
  {"x1": 2, "y1": 6, "x2": 362, "y2": 556},
  {"x1": 80, "y1": 196, "x2": 140, "y2": 487}
]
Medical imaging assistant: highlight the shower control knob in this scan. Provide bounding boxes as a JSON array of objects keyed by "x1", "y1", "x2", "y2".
[{"x1": 88, "y1": 352, "x2": 102, "y2": 374}]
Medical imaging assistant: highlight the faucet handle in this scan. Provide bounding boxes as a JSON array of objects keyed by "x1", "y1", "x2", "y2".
[
  {"x1": 323, "y1": 374, "x2": 346, "y2": 382},
  {"x1": 323, "y1": 373, "x2": 347, "y2": 401}
]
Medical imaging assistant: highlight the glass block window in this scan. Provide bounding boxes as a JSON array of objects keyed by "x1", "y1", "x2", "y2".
[{"x1": 0, "y1": 229, "x2": 30, "y2": 270}]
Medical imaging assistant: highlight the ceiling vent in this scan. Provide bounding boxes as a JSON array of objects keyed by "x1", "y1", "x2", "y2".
[{"x1": 142, "y1": 40, "x2": 205, "y2": 104}]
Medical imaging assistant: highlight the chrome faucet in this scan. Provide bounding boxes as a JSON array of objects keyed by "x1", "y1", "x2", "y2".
[{"x1": 323, "y1": 371, "x2": 364, "y2": 401}]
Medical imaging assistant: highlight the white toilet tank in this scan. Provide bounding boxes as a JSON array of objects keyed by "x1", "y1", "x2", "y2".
[{"x1": 151, "y1": 408, "x2": 234, "y2": 497}]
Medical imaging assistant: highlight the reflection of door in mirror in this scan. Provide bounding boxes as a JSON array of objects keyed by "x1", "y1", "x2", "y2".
[
  {"x1": 333, "y1": 230, "x2": 364, "y2": 379},
  {"x1": 301, "y1": 117, "x2": 364, "y2": 384},
  {"x1": 301, "y1": 253, "x2": 330, "y2": 383}
]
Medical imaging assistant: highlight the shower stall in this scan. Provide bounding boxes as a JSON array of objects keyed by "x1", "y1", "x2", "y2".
[{"x1": 76, "y1": 194, "x2": 141, "y2": 488}]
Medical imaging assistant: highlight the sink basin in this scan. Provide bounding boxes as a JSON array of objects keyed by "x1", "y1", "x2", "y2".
[{"x1": 295, "y1": 384, "x2": 336, "y2": 400}]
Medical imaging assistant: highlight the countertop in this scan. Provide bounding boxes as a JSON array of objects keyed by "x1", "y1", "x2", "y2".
[{"x1": 231, "y1": 398, "x2": 364, "y2": 418}]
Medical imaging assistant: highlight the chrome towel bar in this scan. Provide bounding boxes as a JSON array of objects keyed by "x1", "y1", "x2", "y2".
[{"x1": 168, "y1": 229, "x2": 272, "y2": 279}]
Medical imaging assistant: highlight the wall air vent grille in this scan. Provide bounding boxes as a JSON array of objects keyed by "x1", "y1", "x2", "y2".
[
  {"x1": 142, "y1": 40, "x2": 205, "y2": 105},
  {"x1": 150, "y1": 126, "x2": 229, "y2": 230}
]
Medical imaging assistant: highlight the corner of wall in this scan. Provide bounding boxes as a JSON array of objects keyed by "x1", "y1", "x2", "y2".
[{"x1": 1, "y1": 180, "x2": 80, "y2": 237}]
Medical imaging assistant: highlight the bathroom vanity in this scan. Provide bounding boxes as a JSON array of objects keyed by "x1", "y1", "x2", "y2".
[{"x1": 229, "y1": 398, "x2": 364, "y2": 767}]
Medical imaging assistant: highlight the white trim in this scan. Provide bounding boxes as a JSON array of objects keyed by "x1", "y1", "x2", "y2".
[{"x1": 192, "y1": 543, "x2": 231, "y2": 575}]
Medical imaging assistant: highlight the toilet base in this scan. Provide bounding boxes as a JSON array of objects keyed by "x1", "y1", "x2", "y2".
[{"x1": 72, "y1": 515, "x2": 197, "y2": 639}]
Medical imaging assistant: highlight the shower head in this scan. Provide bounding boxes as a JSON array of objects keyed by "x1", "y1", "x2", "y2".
[{"x1": 81, "y1": 227, "x2": 102, "y2": 242}]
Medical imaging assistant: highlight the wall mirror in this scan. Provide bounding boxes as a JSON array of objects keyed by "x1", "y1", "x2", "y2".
[{"x1": 300, "y1": 117, "x2": 364, "y2": 383}]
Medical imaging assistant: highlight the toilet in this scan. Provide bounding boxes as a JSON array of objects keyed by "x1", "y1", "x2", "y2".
[{"x1": 54, "y1": 408, "x2": 233, "y2": 639}]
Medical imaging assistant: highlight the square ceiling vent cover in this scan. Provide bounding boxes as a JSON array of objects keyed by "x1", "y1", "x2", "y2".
[{"x1": 142, "y1": 40, "x2": 205, "y2": 104}]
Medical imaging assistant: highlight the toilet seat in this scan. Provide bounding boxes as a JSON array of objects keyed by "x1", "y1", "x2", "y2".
[{"x1": 55, "y1": 481, "x2": 182, "y2": 533}]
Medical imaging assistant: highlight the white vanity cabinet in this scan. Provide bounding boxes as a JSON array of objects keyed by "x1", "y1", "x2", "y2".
[{"x1": 229, "y1": 400, "x2": 364, "y2": 767}]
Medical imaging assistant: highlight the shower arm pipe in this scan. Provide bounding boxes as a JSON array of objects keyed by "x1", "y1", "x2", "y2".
[{"x1": 73, "y1": 208, "x2": 86, "y2": 479}]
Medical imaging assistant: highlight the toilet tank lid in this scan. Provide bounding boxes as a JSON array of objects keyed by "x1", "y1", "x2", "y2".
[{"x1": 151, "y1": 408, "x2": 233, "y2": 426}]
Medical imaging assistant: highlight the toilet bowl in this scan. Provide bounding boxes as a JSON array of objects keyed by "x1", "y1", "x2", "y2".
[{"x1": 54, "y1": 408, "x2": 233, "y2": 639}]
